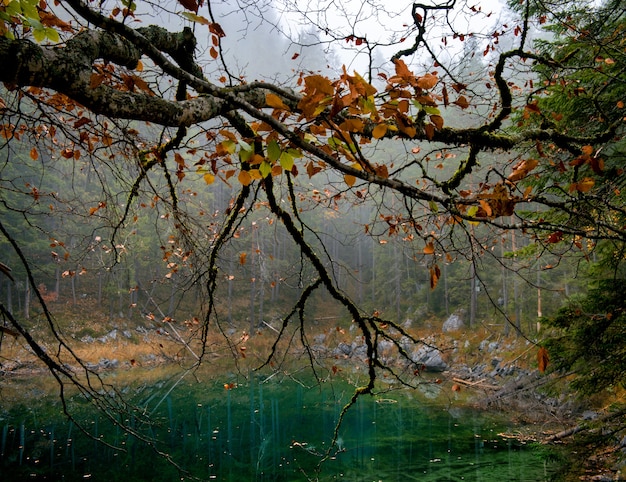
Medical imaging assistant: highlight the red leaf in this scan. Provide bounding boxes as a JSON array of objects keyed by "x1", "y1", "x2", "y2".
[
  {"x1": 73, "y1": 117, "x2": 92, "y2": 129},
  {"x1": 547, "y1": 231, "x2": 563, "y2": 244},
  {"x1": 209, "y1": 23, "x2": 226, "y2": 38},
  {"x1": 178, "y1": 0, "x2": 198, "y2": 13}
]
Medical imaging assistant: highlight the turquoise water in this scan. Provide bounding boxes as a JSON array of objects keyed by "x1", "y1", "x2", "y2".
[{"x1": 0, "y1": 373, "x2": 554, "y2": 481}]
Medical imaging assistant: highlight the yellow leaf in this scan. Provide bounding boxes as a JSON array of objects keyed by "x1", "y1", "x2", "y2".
[
  {"x1": 266, "y1": 92, "x2": 290, "y2": 111},
  {"x1": 203, "y1": 172, "x2": 215, "y2": 185},
  {"x1": 577, "y1": 177, "x2": 595, "y2": 193},
  {"x1": 569, "y1": 178, "x2": 595, "y2": 193},
  {"x1": 372, "y1": 123, "x2": 388, "y2": 139}
]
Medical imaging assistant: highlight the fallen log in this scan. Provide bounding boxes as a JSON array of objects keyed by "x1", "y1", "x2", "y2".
[{"x1": 452, "y1": 377, "x2": 499, "y2": 390}]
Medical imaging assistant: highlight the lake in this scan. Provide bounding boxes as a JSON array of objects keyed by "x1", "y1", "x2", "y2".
[{"x1": 0, "y1": 368, "x2": 555, "y2": 481}]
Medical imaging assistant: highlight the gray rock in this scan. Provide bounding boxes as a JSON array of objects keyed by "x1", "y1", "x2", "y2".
[
  {"x1": 411, "y1": 346, "x2": 448, "y2": 371},
  {"x1": 98, "y1": 358, "x2": 119, "y2": 369},
  {"x1": 377, "y1": 339, "x2": 394, "y2": 352},
  {"x1": 333, "y1": 342, "x2": 352, "y2": 357},
  {"x1": 442, "y1": 313, "x2": 465, "y2": 332},
  {"x1": 352, "y1": 345, "x2": 368, "y2": 360}
]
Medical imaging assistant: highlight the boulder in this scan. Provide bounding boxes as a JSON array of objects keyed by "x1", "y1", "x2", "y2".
[
  {"x1": 442, "y1": 312, "x2": 465, "y2": 332},
  {"x1": 411, "y1": 345, "x2": 448, "y2": 371}
]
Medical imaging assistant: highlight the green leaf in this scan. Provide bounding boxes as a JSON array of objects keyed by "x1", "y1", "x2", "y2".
[
  {"x1": 423, "y1": 105, "x2": 441, "y2": 116},
  {"x1": 32, "y1": 27, "x2": 46, "y2": 43},
  {"x1": 45, "y1": 28, "x2": 60, "y2": 43},
  {"x1": 237, "y1": 139, "x2": 252, "y2": 152},
  {"x1": 6, "y1": 1, "x2": 22, "y2": 17},
  {"x1": 239, "y1": 147, "x2": 253, "y2": 163},
  {"x1": 222, "y1": 139, "x2": 236, "y2": 154},
  {"x1": 267, "y1": 140, "x2": 281, "y2": 162},
  {"x1": 259, "y1": 161, "x2": 272, "y2": 178},
  {"x1": 286, "y1": 148, "x2": 302, "y2": 158},
  {"x1": 428, "y1": 200, "x2": 439, "y2": 213},
  {"x1": 279, "y1": 152, "x2": 294, "y2": 171},
  {"x1": 22, "y1": 1, "x2": 40, "y2": 21}
]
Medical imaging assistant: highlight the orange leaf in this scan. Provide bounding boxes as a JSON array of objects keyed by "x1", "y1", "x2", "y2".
[
  {"x1": 569, "y1": 178, "x2": 595, "y2": 193},
  {"x1": 430, "y1": 115, "x2": 444, "y2": 130},
  {"x1": 344, "y1": 174, "x2": 356, "y2": 187},
  {"x1": 209, "y1": 47, "x2": 218, "y2": 59},
  {"x1": 423, "y1": 242, "x2": 435, "y2": 254},
  {"x1": 453, "y1": 95, "x2": 469, "y2": 109},
  {"x1": 537, "y1": 346, "x2": 550, "y2": 373},
  {"x1": 266, "y1": 93, "x2": 289, "y2": 110},
  {"x1": 89, "y1": 73, "x2": 105, "y2": 89},
  {"x1": 429, "y1": 264, "x2": 441, "y2": 290},
  {"x1": 577, "y1": 177, "x2": 595, "y2": 193},
  {"x1": 416, "y1": 73, "x2": 438, "y2": 90},
  {"x1": 30, "y1": 147, "x2": 39, "y2": 160},
  {"x1": 238, "y1": 170, "x2": 252, "y2": 186},
  {"x1": 508, "y1": 158, "x2": 539, "y2": 182},
  {"x1": 239, "y1": 252, "x2": 247, "y2": 265},
  {"x1": 392, "y1": 58, "x2": 413, "y2": 79},
  {"x1": 581, "y1": 145, "x2": 594, "y2": 156}
]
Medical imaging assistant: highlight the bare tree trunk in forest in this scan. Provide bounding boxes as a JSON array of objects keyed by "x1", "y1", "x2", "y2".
[
  {"x1": 443, "y1": 261, "x2": 449, "y2": 316},
  {"x1": 394, "y1": 247, "x2": 401, "y2": 323},
  {"x1": 249, "y1": 227, "x2": 257, "y2": 334},
  {"x1": 536, "y1": 265, "x2": 542, "y2": 333},
  {"x1": 227, "y1": 254, "x2": 234, "y2": 325},
  {"x1": 371, "y1": 238, "x2": 376, "y2": 306},
  {"x1": 168, "y1": 277, "x2": 176, "y2": 317},
  {"x1": 469, "y1": 259, "x2": 477, "y2": 328},
  {"x1": 511, "y1": 229, "x2": 522, "y2": 334},
  {"x1": 501, "y1": 235, "x2": 510, "y2": 336},
  {"x1": 54, "y1": 266, "x2": 61, "y2": 302},
  {"x1": 24, "y1": 276, "x2": 30, "y2": 320},
  {"x1": 97, "y1": 270, "x2": 103, "y2": 306},
  {"x1": 6, "y1": 280, "x2": 12, "y2": 314}
]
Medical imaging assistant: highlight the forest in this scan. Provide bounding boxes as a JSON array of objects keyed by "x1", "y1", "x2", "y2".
[{"x1": 0, "y1": 0, "x2": 624, "y2": 480}]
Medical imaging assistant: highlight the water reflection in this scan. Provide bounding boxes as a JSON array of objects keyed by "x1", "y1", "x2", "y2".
[{"x1": 0, "y1": 374, "x2": 554, "y2": 481}]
